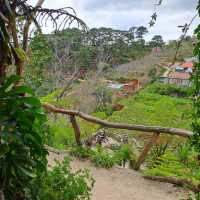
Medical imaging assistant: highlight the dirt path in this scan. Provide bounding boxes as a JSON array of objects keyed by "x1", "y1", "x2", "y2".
[{"x1": 48, "y1": 151, "x2": 190, "y2": 200}]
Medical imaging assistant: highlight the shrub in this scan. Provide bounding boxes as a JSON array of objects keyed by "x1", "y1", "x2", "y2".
[
  {"x1": 147, "y1": 142, "x2": 169, "y2": 168},
  {"x1": 145, "y1": 83, "x2": 193, "y2": 97},
  {"x1": 94, "y1": 86, "x2": 114, "y2": 116},
  {"x1": 90, "y1": 145, "x2": 116, "y2": 168},
  {"x1": 115, "y1": 144, "x2": 137, "y2": 168},
  {"x1": 70, "y1": 146, "x2": 92, "y2": 159},
  {"x1": 144, "y1": 151, "x2": 200, "y2": 186},
  {"x1": 25, "y1": 157, "x2": 95, "y2": 200},
  {"x1": 0, "y1": 76, "x2": 48, "y2": 200},
  {"x1": 176, "y1": 142, "x2": 194, "y2": 165},
  {"x1": 183, "y1": 193, "x2": 200, "y2": 200}
]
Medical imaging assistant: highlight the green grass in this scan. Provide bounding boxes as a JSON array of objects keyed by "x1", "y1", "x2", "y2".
[
  {"x1": 109, "y1": 87, "x2": 192, "y2": 130},
  {"x1": 143, "y1": 151, "x2": 200, "y2": 187},
  {"x1": 46, "y1": 112, "x2": 108, "y2": 149},
  {"x1": 144, "y1": 82, "x2": 193, "y2": 97},
  {"x1": 44, "y1": 83, "x2": 192, "y2": 149},
  {"x1": 40, "y1": 88, "x2": 76, "y2": 108},
  {"x1": 41, "y1": 88, "x2": 109, "y2": 149}
]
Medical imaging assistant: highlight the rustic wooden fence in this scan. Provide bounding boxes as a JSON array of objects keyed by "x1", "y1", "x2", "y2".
[{"x1": 43, "y1": 103, "x2": 193, "y2": 170}]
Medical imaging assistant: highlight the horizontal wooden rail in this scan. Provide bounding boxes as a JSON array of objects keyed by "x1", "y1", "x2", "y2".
[
  {"x1": 43, "y1": 103, "x2": 193, "y2": 138},
  {"x1": 43, "y1": 103, "x2": 193, "y2": 170}
]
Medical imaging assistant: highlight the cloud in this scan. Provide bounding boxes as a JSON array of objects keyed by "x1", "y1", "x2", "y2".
[
  {"x1": 82, "y1": 0, "x2": 197, "y2": 12},
  {"x1": 82, "y1": 0, "x2": 152, "y2": 11},
  {"x1": 29, "y1": 0, "x2": 199, "y2": 41}
]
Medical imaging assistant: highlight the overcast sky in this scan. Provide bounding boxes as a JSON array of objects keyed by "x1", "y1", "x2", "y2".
[{"x1": 29, "y1": 0, "x2": 199, "y2": 41}]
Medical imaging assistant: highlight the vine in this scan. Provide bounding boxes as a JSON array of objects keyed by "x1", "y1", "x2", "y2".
[{"x1": 191, "y1": 1, "x2": 200, "y2": 154}]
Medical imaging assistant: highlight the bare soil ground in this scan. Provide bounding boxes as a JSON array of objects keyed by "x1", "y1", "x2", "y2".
[{"x1": 48, "y1": 151, "x2": 191, "y2": 200}]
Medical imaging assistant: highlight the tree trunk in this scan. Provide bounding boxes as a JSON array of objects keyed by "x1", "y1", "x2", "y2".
[
  {"x1": 16, "y1": 59, "x2": 24, "y2": 77},
  {"x1": 0, "y1": 190, "x2": 5, "y2": 200}
]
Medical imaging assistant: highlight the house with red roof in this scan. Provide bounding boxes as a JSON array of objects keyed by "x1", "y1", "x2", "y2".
[
  {"x1": 159, "y1": 61, "x2": 193, "y2": 87},
  {"x1": 181, "y1": 62, "x2": 193, "y2": 73},
  {"x1": 181, "y1": 62, "x2": 193, "y2": 69}
]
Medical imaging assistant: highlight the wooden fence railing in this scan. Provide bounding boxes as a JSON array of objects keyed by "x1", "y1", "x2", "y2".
[{"x1": 43, "y1": 103, "x2": 193, "y2": 170}]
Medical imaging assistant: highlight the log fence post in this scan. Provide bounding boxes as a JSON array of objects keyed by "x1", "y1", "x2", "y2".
[
  {"x1": 134, "y1": 132, "x2": 160, "y2": 170},
  {"x1": 69, "y1": 115, "x2": 82, "y2": 146}
]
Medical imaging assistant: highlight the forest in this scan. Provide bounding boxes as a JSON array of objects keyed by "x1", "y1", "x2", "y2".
[
  {"x1": 26, "y1": 26, "x2": 165, "y2": 95},
  {"x1": 0, "y1": 0, "x2": 200, "y2": 200}
]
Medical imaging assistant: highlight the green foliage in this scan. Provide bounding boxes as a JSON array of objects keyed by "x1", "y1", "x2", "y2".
[
  {"x1": 0, "y1": 76, "x2": 47, "y2": 199},
  {"x1": 91, "y1": 145, "x2": 116, "y2": 168},
  {"x1": 114, "y1": 144, "x2": 137, "y2": 168},
  {"x1": 148, "y1": 67, "x2": 157, "y2": 81},
  {"x1": 94, "y1": 86, "x2": 114, "y2": 116},
  {"x1": 109, "y1": 87, "x2": 192, "y2": 130},
  {"x1": 145, "y1": 83, "x2": 193, "y2": 97},
  {"x1": 46, "y1": 116, "x2": 76, "y2": 149},
  {"x1": 149, "y1": 35, "x2": 165, "y2": 48},
  {"x1": 25, "y1": 158, "x2": 94, "y2": 200},
  {"x1": 26, "y1": 33, "x2": 53, "y2": 95},
  {"x1": 184, "y1": 193, "x2": 200, "y2": 200},
  {"x1": 40, "y1": 88, "x2": 75, "y2": 109},
  {"x1": 176, "y1": 142, "x2": 194, "y2": 165},
  {"x1": 75, "y1": 46, "x2": 96, "y2": 69},
  {"x1": 70, "y1": 146, "x2": 92, "y2": 159},
  {"x1": 144, "y1": 143, "x2": 200, "y2": 187},
  {"x1": 191, "y1": 5, "x2": 200, "y2": 153},
  {"x1": 147, "y1": 142, "x2": 169, "y2": 168},
  {"x1": 46, "y1": 114, "x2": 101, "y2": 149}
]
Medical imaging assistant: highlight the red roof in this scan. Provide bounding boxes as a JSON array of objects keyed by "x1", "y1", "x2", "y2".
[
  {"x1": 168, "y1": 72, "x2": 190, "y2": 79},
  {"x1": 181, "y1": 62, "x2": 193, "y2": 69}
]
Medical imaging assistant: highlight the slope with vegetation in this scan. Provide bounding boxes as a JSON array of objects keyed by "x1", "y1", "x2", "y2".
[
  {"x1": 109, "y1": 83, "x2": 192, "y2": 130},
  {"x1": 1, "y1": 0, "x2": 200, "y2": 200}
]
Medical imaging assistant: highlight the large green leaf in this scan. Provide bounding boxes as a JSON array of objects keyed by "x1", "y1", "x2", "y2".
[
  {"x1": 0, "y1": 75, "x2": 21, "y2": 92},
  {"x1": 16, "y1": 165, "x2": 36, "y2": 178},
  {"x1": 21, "y1": 97, "x2": 41, "y2": 107},
  {"x1": 7, "y1": 85, "x2": 33, "y2": 95}
]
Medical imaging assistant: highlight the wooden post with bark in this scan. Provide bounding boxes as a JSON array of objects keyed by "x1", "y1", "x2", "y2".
[
  {"x1": 134, "y1": 133, "x2": 160, "y2": 170},
  {"x1": 69, "y1": 115, "x2": 82, "y2": 146}
]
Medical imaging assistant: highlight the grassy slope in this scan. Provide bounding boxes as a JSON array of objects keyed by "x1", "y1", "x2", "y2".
[
  {"x1": 41, "y1": 89, "x2": 107, "y2": 149},
  {"x1": 109, "y1": 85, "x2": 192, "y2": 130},
  {"x1": 43, "y1": 83, "x2": 192, "y2": 149}
]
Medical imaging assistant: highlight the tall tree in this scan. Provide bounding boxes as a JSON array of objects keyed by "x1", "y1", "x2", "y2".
[
  {"x1": 150, "y1": 35, "x2": 165, "y2": 48},
  {"x1": 136, "y1": 26, "x2": 148, "y2": 43}
]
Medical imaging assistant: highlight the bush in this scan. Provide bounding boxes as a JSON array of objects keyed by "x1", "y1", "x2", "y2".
[
  {"x1": 144, "y1": 150, "x2": 200, "y2": 187},
  {"x1": 183, "y1": 193, "x2": 200, "y2": 200},
  {"x1": 90, "y1": 145, "x2": 116, "y2": 168},
  {"x1": 0, "y1": 76, "x2": 47, "y2": 200},
  {"x1": 147, "y1": 142, "x2": 169, "y2": 168},
  {"x1": 145, "y1": 83, "x2": 193, "y2": 97},
  {"x1": 70, "y1": 146, "x2": 92, "y2": 159},
  {"x1": 176, "y1": 142, "x2": 194, "y2": 165},
  {"x1": 115, "y1": 144, "x2": 136, "y2": 168},
  {"x1": 25, "y1": 158, "x2": 95, "y2": 200}
]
